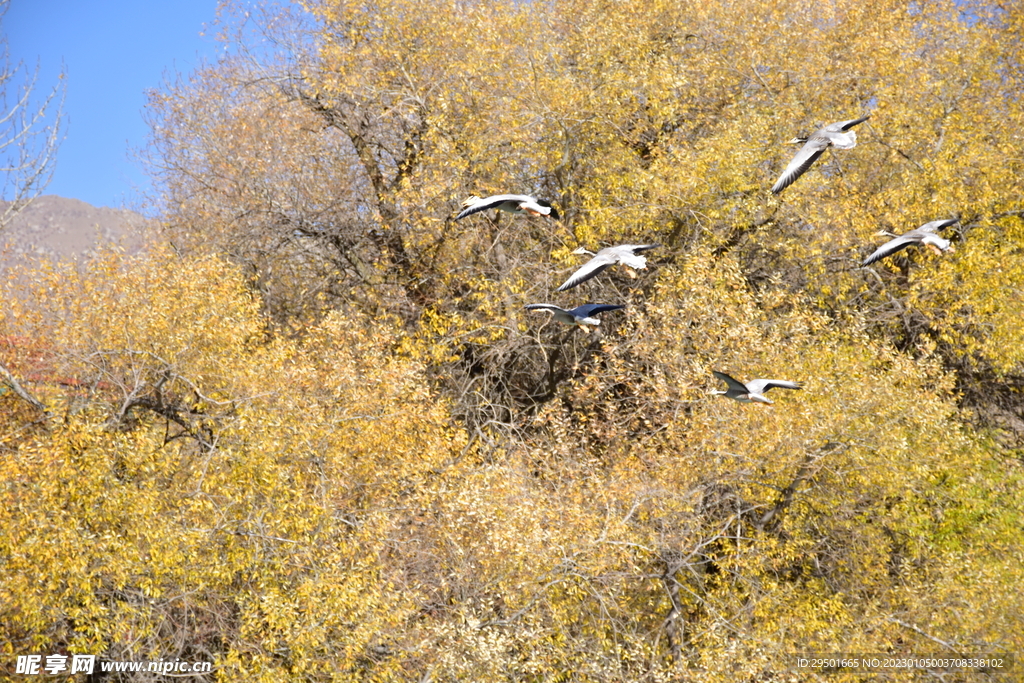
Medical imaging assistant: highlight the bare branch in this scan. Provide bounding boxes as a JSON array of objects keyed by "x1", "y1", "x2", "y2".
[
  {"x1": 0, "y1": 360, "x2": 48, "y2": 413},
  {"x1": 0, "y1": 0, "x2": 67, "y2": 231},
  {"x1": 757, "y1": 441, "x2": 846, "y2": 531}
]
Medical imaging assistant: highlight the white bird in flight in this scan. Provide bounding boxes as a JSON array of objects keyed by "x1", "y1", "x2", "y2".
[
  {"x1": 456, "y1": 194, "x2": 560, "y2": 220},
  {"x1": 524, "y1": 303, "x2": 624, "y2": 332},
  {"x1": 861, "y1": 218, "x2": 957, "y2": 266},
  {"x1": 771, "y1": 115, "x2": 870, "y2": 194},
  {"x1": 557, "y1": 244, "x2": 660, "y2": 292},
  {"x1": 711, "y1": 371, "x2": 802, "y2": 405}
]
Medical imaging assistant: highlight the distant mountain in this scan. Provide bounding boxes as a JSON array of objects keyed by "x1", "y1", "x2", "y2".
[{"x1": 0, "y1": 195, "x2": 151, "y2": 270}]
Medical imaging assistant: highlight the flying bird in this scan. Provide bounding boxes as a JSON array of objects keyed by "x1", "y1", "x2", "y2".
[
  {"x1": 771, "y1": 115, "x2": 870, "y2": 194},
  {"x1": 556, "y1": 244, "x2": 660, "y2": 292},
  {"x1": 711, "y1": 370, "x2": 801, "y2": 405},
  {"x1": 861, "y1": 218, "x2": 957, "y2": 266},
  {"x1": 524, "y1": 303, "x2": 624, "y2": 331},
  {"x1": 455, "y1": 194, "x2": 560, "y2": 221}
]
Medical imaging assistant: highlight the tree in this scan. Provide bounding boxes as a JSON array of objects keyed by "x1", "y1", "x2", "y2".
[
  {"x1": 1, "y1": 244, "x2": 465, "y2": 679},
  {"x1": 0, "y1": 0, "x2": 66, "y2": 415},
  {"x1": 3, "y1": 0, "x2": 1022, "y2": 679}
]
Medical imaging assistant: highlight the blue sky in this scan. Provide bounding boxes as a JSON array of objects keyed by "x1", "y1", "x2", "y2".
[{"x1": 6, "y1": 0, "x2": 225, "y2": 209}]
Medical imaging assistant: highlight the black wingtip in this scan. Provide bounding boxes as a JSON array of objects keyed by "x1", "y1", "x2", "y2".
[{"x1": 843, "y1": 114, "x2": 871, "y2": 129}]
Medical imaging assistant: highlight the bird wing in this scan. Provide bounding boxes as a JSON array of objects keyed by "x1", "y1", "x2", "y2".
[
  {"x1": 712, "y1": 371, "x2": 749, "y2": 393},
  {"x1": 917, "y1": 218, "x2": 957, "y2": 233},
  {"x1": 861, "y1": 233, "x2": 919, "y2": 266},
  {"x1": 524, "y1": 303, "x2": 566, "y2": 314},
  {"x1": 620, "y1": 243, "x2": 661, "y2": 254},
  {"x1": 556, "y1": 256, "x2": 615, "y2": 291},
  {"x1": 747, "y1": 379, "x2": 801, "y2": 394},
  {"x1": 828, "y1": 115, "x2": 870, "y2": 132},
  {"x1": 455, "y1": 194, "x2": 530, "y2": 220},
  {"x1": 569, "y1": 304, "x2": 625, "y2": 318},
  {"x1": 771, "y1": 140, "x2": 827, "y2": 194}
]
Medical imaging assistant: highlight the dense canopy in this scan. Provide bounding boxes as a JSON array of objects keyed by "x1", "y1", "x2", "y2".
[{"x1": 3, "y1": 0, "x2": 1023, "y2": 680}]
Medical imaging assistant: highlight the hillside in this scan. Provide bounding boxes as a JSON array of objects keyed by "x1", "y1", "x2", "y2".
[{"x1": 0, "y1": 195, "x2": 149, "y2": 269}]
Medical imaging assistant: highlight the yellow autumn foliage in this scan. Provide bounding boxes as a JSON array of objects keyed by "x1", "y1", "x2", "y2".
[{"x1": 3, "y1": 0, "x2": 1023, "y2": 680}]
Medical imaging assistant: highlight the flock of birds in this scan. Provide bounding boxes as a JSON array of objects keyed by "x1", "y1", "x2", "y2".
[{"x1": 454, "y1": 114, "x2": 959, "y2": 406}]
